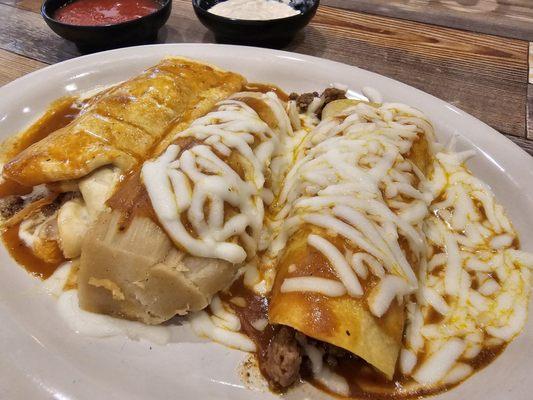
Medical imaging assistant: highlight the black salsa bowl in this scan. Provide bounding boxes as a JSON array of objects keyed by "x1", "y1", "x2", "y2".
[
  {"x1": 192, "y1": 0, "x2": 320, "y2": 47},
  {"x1": 41, "y1": 0, "x2": 172, "y2": 52}
]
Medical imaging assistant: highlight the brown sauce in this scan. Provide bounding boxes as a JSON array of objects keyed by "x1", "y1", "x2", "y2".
[
  {"x1": 0, "y1": 178, "x2": 33, "y2": 197},
  {"x1": 1, "y1": 96, "x2": 82, "y2": 278},
  {"x1": 319, "y1": 343, "x2": 504, "y2": 400},
  {"x1": 244, "y1": 83, "x2": 289, "y2": 102},
  {"x1": 220, "y1": 277, "x2": 279, "y2": 384},
  {"x1": 105, "y1": 168, "x2": 157, "y2": 230},
  {"x1": 1, "y1": 96, "x2": 82, "y2": 164},
  {"x1": 106, "y1": 136, "x2": 200, "y2": 232},
  {"x1": 467, "y1": 345, "x2": 505, "y2": 370},
  {"x1": 226, "y1": 272, "x2": 506, "y2": 400},
  {"x1": 2, "y1": 223, "x2": 63, "y2": 279}
]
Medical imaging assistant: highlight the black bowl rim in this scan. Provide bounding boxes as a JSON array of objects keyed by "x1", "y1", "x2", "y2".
[
  {"x1": 41, "y1": 0, "x2": 172, "y2": 29},
  {"x1": 192, "y1": 0, "x2": 319, "y2": 25}
]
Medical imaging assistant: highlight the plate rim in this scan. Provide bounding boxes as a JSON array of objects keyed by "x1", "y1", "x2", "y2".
[{"x1": 0, "y1": 43, "x2": 531, "y2": 400}]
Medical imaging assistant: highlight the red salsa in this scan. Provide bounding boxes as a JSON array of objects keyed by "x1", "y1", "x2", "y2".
[{"x1": 54, "y1": 0, "x2": 161, "y2": 26}]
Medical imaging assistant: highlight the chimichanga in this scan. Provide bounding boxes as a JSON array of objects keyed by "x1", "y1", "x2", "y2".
[
  {"x1": 267, "y1": 99, "x2": 434, "y2": 380},
  {"x1": 0, "y1": 58, "x2": 246, "y2": 268}
]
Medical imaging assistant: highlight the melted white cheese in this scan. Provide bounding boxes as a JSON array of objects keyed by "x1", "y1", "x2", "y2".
[
  {"x1": 281, "y1": 276, "x2": 347, "y2": 297},
  {"x1": 270, "y1": 101, "x2": 434, "y2": 317},
  {"x1": 143, "y1": 94, "x2": 289, "y2": 264},
  {"x1": 57, "y1": 85, "x2": 532, "y2": 391},
  {"x1": 401, "y1": 143, "x2": 533, "y2": 387}
]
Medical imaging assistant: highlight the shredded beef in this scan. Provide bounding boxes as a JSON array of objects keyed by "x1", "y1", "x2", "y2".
[
  {"x1": 0, "y1": 190, "x2": 80, "y2": 220},
  {"x1": 0, "y1": 195, "x2": 24, "y2": 219},
  {"x1": 321, "y1": 87, "x2": 347, "y2": 105},
  {"x1": 321, "y1": 342, "x2": 353, "y2": 368},
  {"x1": 263, "y1": 326, "x2": 303, "y2": 389},
  {"x1": 289, "y1": 88, "x2": 347, "y2": 114},
  {"x1": 260, "y1": 326, "x2": 359, "y2": 391},
  {"x1": 290, "y1": 91, "x2": 319, "y2": 113}
]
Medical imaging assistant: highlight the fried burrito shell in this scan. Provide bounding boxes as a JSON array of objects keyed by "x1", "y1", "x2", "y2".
[
  {"x1": 3, "y1": 57, "x2": 246, "y2": 186},
  {"x1": 269, "y1": 99, "x2": 433, "y2": 379}
]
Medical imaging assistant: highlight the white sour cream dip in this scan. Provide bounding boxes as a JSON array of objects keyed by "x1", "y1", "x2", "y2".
[{"x1": 208, "y1": 0, "x2": 300, "y2": 20}]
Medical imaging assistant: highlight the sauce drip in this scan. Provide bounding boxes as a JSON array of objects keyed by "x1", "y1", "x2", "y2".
[
  {"x1": 1, "y1": 96, "x2": 81, "y2": 163},
  {"x1": 244, "y1": 83, "x2": 289, "y2": 102},
  {"x1": 223, "y1": 277, "x2": 506, "y2": 399},
  {"x1": 220, "y1": 278, "x2": 279, "y2": 383},
  {"x1": 54, "y1": 0, "x2": 161, "y2": 26},
  {"x1": 315, "y1": 343, "x2": 506, "y2": 399},
  {"x1": 106, "y1": 137, "x2": 200, "y2": 231},
  {"x1": 1, "y1": 97, "x2": 81, "y2": 278},
  {"x1": 105, "y1": 169, "x2": 158, "y2": 230},
  {"x1": 2, "y1": 224, "x2": 63, "y2": 279},
  {"x1": 0, "y1": 178, "x2": 32, "y2": 198}
]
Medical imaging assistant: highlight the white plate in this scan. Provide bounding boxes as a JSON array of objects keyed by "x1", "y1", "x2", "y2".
[{"x1": 0, "y1": 44, "x2": 531, "y2": 400}]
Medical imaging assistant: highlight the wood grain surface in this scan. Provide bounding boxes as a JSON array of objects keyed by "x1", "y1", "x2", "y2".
[
  {"x1": 0, "y1": 0, "x2": 531, "y2": 155},
  {"x1": 508, "y1": 133, "x2": 533, "y2": 155},
  {"x1": 528, "y1": 42, "x2": 533, "y2": 83},
  {"x1": 526, "y1": 84, "x2": 533, "y2": 139},
  {"x1": 0, "y1": 49, "x2": 45, "y2": 86},
  {"x1": 323, "y1": 0, "x2": 533, "y2": 41}
]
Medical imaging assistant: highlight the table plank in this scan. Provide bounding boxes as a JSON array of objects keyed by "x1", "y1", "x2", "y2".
[
  {"x1": 0, "y1": 0, "x2": 39, "y2": 12},
  {"x1": 528, "y1": 42, "x2": 533, "y2": 83},
  {"x1": 0, "y1": 49, "x2": 46, "y2": 87},
  {"x1": 526, "y1": 84, "x2": 533, "y2": 139},
  {"x1": 0, "y1": 3, "x2": 78, "y2": 64},
  {"x1": 507, "y1": 134, "x2": 533, "y2": 156},
  {"x1": 291, "y1": 5, "x2": 528, "y2": 138},
  {"x1": 323, "y1": 0, "x2": 533, "y2": 41}
]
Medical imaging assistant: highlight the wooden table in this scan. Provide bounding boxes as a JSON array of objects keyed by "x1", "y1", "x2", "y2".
[{"x1": 1, "y1": 0, "x2": 532, "y2": 155}]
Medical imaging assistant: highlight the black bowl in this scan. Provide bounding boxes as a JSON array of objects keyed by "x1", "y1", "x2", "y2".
[
  {"x1": 192, "y1": 0, "x2": 319, "y2": 47},
  {"x1": 42, "y1": 0, "x2": 172, "y2": 53}
]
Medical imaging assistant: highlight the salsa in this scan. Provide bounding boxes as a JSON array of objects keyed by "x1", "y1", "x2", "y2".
[{"x1": 54, "y1": 0, "x2": 161, "y2": 26}]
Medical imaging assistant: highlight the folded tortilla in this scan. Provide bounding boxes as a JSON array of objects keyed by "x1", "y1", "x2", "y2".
[
  {"x1": 2, "y1": 57, "x2": 246, "y2": 186},
  {"x1": 269, "y1": 99, "x2": 433, "y2": 379},
  {"x1": 269, "y1": 229, "x2": 406, "y2": 379}
]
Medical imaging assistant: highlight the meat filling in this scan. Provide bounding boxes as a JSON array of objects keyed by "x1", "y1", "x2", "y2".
[
  {"x1": 289, "y1": 88, "x2": 347, "y2": 114},
  {"x1": 289, "y1": 91, "x2": 319, "y2": 113},
  {"x1": 262, "y1": 325, "x2": 358, "y2": 391},
  {"x1": 0, "y1": 195, "x2": 24, "y2": 219},
  {"x1": 263, "y1": 326, "x2": 303, "y2": 389}
]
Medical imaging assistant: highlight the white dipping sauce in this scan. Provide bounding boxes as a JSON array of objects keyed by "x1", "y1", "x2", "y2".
[{"x1": 208, "y1": 0, "x2": 300, "y2": 20}]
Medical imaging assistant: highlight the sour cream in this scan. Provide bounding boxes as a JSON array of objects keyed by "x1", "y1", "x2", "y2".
[{"x1": 208, "y1": 0, "x2": 300, "y2": 20}]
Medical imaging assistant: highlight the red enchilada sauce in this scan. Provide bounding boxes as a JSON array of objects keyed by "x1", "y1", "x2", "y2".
[{"x1": 54, "y1": 0, "x2": 161, "y2": 26}]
